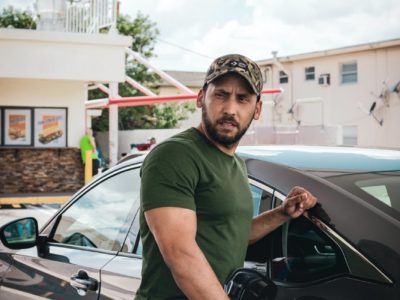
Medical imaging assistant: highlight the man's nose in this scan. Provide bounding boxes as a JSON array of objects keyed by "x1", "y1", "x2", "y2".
[{"x1": 222, "y1": 96, "x2": 239, "y2": 115}]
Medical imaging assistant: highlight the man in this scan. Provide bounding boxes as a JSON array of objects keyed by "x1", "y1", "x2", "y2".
[
  {"x1": 79, "y1": 128, "x2": 99, "y2": 176},
  {"x1": 148, "y1": 137, "x2": 157, "y2": 150},
  {"x1": 136, "y1": 54, "x2": 317, "y2": 299}
]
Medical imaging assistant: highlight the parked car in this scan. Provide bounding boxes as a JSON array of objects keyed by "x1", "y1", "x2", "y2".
[{"x1": 1, "y1": 146, "x2": 399, "y2": 299}]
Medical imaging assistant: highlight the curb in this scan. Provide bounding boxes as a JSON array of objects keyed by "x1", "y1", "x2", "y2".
[{"x1": 0, "y1": 195, "x2": 71, "y2": 206}]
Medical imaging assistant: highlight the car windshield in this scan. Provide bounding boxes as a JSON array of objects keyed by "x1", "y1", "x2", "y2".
[{"x1": 324, "y1": 171, "x2": 400, "y2": 215}]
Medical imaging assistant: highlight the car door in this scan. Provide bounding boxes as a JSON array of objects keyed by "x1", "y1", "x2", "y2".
[
  {"x1": 246, "y1": 179, "x2": 394, "y2": 300},
  {"x1": 99, "y1": 203, "x2": 143, "y2": 299},
  {"x1": 0, "y1": 165, "x2": 142, "y2": 300}
]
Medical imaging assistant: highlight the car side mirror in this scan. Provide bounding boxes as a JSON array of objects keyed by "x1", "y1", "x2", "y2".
[
  {"x1": 224, "y1": 268, "x2": 276, "y2": 300},
  {"x1": 0, "y1": 217, "x2": 38, "y2": 250}
]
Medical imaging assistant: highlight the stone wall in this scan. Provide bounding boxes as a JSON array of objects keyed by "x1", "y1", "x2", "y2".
[{"x1": 0, "y1": 148, "x2": 84, "y2": 194}]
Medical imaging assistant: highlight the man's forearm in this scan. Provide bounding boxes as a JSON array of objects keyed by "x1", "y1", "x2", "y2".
[
  {"x1": 164, "y1": 243, "x2": 229, "y2": 300},
  {"x1": 249, "y1": 205, "x2": 290, "y2": 244},
  {"x1": 249, "y1": 187, "x2": 317, "y2": 244}
]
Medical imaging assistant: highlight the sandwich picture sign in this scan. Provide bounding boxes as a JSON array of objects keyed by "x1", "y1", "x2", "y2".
[
  {"x1": 34, "y1": 108, "x2": 67, "y2": 147},
  {"x1": 3, "y1": 108, "x2": 32, "y2": 146},
  {"x1": 0, "y1": 107, "x2": 67, "y2": 148}
]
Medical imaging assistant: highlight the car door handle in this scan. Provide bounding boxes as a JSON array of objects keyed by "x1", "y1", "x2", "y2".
[
  {"x1": 313, "y1": 245, "x2": 335, "y2": 256},
  {"x1": 70, "y1": 269, "x2": 98, "y2": 296}
]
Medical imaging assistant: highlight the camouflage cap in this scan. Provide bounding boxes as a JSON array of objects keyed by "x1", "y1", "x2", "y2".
[{"x1": 204, "y1": 54, "x2": 263, "y2": 96}]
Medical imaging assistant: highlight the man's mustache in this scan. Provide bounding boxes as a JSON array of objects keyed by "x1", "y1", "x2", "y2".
[{"x1": 216, "y1": 115, "x2": 240, "y2": 128}]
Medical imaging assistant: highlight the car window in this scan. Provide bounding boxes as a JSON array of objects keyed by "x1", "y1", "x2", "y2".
[
  {"x1": 120, "y1": 207, "x2": 142, "y2": 255},
  {"x1": 250, "y1": 181, "x2": 273, "y2": 216},
  {"x1": 271, "y1": 216, "x2": 347, "y2": 283},
  {"x1": 273, "y1": 197, "x2": 347, "y2": 283},
  {"x1": 245, "y1": 183, "x2": 275, "y2": 265},
  {"x1": 355, "y1": 175, "x2": 400, "y2": 211},
  {"x1": 52, "y1": 168, "x2": 141, "y2": 251},
  {"x1": 326, "y1": 171, "x2": 400, "y2": 214}
]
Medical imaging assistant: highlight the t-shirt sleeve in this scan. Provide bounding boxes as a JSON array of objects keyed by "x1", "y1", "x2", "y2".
[{"x1": 140, "y1": 142, "x2": 199, "y2": 212}]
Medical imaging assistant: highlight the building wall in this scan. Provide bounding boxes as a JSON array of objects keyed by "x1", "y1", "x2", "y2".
[
  {"x1": 260, "y1": 42, "x2": 400, "y2": 148},
  {"x1": 0, "y1": 79, "x2": 85, "y2": 147},
  {"x1": 0, "y1": 29, "x2": 131, "y2": 82},
  {"x1": 96, "y1": 128, "x2": 185, "y2": 160}
]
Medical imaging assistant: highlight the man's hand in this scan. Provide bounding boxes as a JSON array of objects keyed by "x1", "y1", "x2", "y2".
[
  {"x1": 250, "y1": 186, "x2": 317, "y2": 244},
  {"x1": 280, "y1": 186, "x2": 317, "y2": 219}
]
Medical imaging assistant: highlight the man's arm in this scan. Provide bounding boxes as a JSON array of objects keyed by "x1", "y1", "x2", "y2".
[
  {"x1": 89, "y1": 136, "x2": 97, "y2": 153},
  {"x1": 249, "y1": 186, "x2": 317, "y2": 244},
  {"x1": 145, "y1": 207, "x2": 229, "y2": 300}
]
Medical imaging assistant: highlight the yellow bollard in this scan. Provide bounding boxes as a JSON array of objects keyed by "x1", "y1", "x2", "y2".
[{"x1": 85, "y1": 150, "x2": 93, "y2": 184}]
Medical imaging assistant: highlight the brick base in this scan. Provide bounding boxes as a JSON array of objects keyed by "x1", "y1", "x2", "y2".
[{"x1": 0, "y1": 148, "x2": 84, "y2": 194}]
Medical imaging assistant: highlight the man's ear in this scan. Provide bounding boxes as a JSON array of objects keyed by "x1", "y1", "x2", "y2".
[
  {"x1": 253, "y1": 99, "x2": 263, "y2": 120},
  {"x1": 196, "y1": 89, "x2": 204, "y2": 108}
]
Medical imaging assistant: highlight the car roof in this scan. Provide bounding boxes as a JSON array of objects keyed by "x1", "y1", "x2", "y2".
[
  {"x1": 114, "y1": 145, "x2": 400, "y2": 173},
  {"x1": 237, "y1": 145, "x2": 400, "y2": 172}
]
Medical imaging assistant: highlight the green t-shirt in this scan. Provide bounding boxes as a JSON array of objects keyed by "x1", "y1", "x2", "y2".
[
  {"x1": 135, "y1": 128, "x2": 253, "y2": 300},
  {"x1": 80, "y1": 134, "x2": 98, "y2": 162}
]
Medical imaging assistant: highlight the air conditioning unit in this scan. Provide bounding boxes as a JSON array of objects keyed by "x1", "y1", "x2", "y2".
[{"x1": 318, "y1": 74, "x2": 330, "y2": 86}]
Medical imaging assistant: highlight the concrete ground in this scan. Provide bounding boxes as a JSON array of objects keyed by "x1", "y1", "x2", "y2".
[
  {"x1": 0, "y1": 193, "x2": 72, "y2": 228},
  {"x1": 0, "y1": 205, "x2": 58, "y2": 229}
]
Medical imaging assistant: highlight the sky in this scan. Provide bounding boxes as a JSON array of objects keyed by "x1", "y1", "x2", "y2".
[{"x1": 1, "y1": 0, "x2": 400, "y2": 71}]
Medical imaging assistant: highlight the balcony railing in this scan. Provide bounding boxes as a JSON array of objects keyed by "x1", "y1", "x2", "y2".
[
  {"x1": 66, "y1": 0, "x2": 117, "y2": 33},
  {"x1": 37, "y1": 0, "x2": 117, "y2": 33}
]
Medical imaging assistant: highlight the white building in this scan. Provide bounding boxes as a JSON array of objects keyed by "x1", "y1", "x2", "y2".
[
  {"x1": 252, "y1": 39, "x2": 400, "y2": 148},
  {"x1": 0, "y1": 28, "x2": 130, "y2": 147},
  {"x1": 0, "y1": 0, "x2": 131, "y2": 195}
]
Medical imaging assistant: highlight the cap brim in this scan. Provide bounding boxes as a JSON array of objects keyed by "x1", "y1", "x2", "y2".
[{"x1": 205, "y1": 69, "x2": 260, "y2": 96}]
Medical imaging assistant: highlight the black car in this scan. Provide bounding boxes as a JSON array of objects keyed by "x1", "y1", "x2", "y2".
[{"x1": 1, "y1": 145, "x2": 399, "y2": 299}]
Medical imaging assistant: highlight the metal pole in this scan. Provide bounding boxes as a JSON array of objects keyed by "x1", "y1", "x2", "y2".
[
  {"x1": 85, "y1": 150, "x2": 93, "y2": 184},
  {"x1": 108, "y1": 82, "x2": 119, "y2": 167},
  {"x1": 125, "y1": 76, "x2": 157, "y2": 96},
  {"x1": 126, "y1": 48, "x2": 195, "y2": 95}
]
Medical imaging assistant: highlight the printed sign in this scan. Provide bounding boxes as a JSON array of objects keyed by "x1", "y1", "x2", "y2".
[
  {"x1": 34, "y1": 108, "x2": 67, "y2": 147},
  {"x1": 4, "y1": 109, "x2": 32, "y2": 146}
]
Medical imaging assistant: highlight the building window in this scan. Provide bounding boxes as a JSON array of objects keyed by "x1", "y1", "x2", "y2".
[
  {"x1": 343, "y1": 126, "x2": 358, "y2": 146},
  {"x1": 305, "y1": 67, "x2": 315, "y2": 81},
  {"x1": 340, "y1": 62, "x2": 357, "y2": 84},
  {"x1": 279, "y1": 71, "x2": 288, "y2": 84}
]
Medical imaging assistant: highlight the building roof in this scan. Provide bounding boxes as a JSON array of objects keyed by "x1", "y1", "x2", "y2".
[
  {"x1": 159, "y1": 70, "x2": 206, "y2": 88},
  {"x1": 257, "y1": 38, "x2": 400, "y2": 65}
]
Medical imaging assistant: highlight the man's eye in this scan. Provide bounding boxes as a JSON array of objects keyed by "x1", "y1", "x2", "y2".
[{"x1": 239, "y1": 96, "x2": 249, "y2": 102}]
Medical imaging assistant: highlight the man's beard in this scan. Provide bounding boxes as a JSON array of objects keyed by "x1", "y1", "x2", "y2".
[{"x1": 202, "y1": 104, "x2": 254, "y2": 148}]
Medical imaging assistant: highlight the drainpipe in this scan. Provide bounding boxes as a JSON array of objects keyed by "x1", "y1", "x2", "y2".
[
  {"x1": 271, "y1": 51, "x2": 294, "y2": 110},
  {"x1": 262, "y1": 65, "x2": 274, "y2": 127}
]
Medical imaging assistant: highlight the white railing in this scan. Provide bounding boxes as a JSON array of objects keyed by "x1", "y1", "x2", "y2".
[{"x1": 65, "y1": 0, "x2": 117, "y2": 33}]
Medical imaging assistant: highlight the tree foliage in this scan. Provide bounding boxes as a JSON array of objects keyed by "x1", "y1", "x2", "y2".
[
  {"x1": 0, "y1": 6, "x2": 36, "y2": 29},
  {"x1": 91, "y1": 13, "x2": 196, "y2": 131}
]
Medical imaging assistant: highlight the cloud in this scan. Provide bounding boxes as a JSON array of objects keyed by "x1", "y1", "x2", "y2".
[
  {"x1": 0, "y1": 0, "x2": 34, "y2": 10},
  {"x1": 156, "y1": 0, "x2": 186, "y2": 12},
  {"x1": 139, "y1": 0, "x2": 400, "y2": 70},
  {"x1": 3, "y1": 0, "x2": 398, "y2": 71},
  {"x1": 192, "y1": 0, "x2": 400, "y2": 59}
]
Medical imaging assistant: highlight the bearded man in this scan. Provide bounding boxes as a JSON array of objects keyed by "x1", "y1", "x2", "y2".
[{"x1": 135, "y1": 54, "x2": 317, "y2": 300}]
